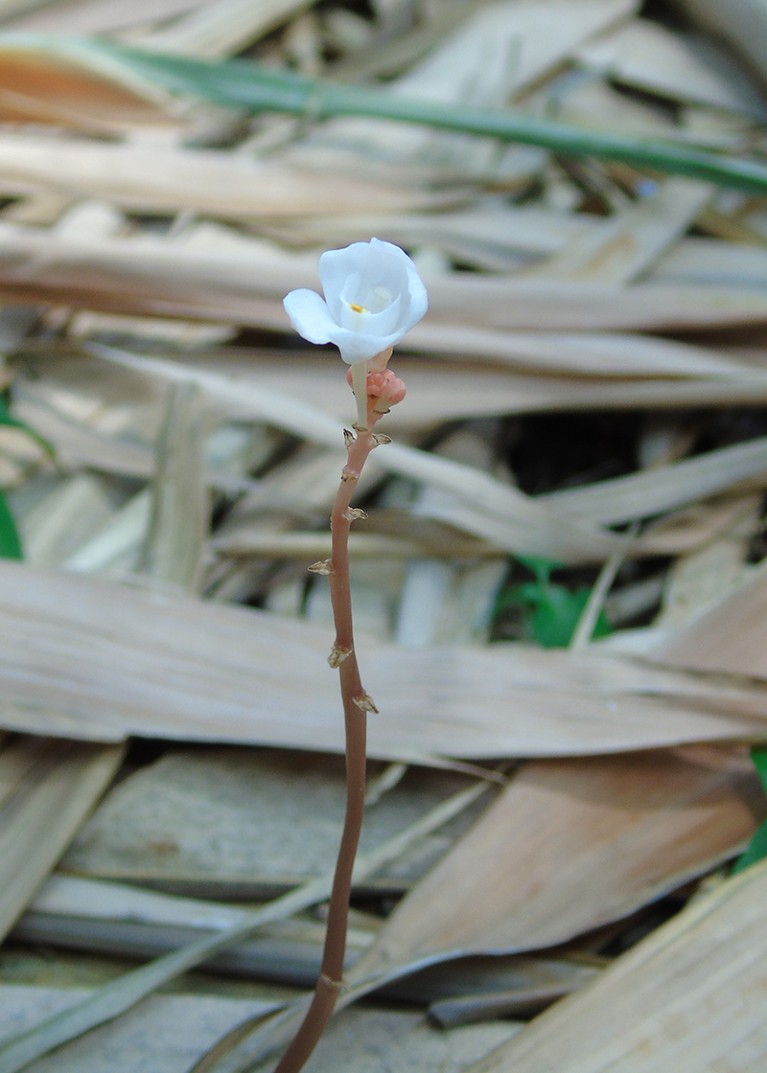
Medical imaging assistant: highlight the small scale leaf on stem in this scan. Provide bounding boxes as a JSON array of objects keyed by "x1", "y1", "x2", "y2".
[
  {"x1": 308, "y1": 559, "x2": 334, "y2": 575},
  {"x1": 327, "y1": 644, "x2": 353, "y2": 668}
]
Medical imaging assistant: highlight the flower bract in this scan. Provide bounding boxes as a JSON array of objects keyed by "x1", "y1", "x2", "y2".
[{"x1": 283, "y1": 237, "x2": 428, "y2": 364}]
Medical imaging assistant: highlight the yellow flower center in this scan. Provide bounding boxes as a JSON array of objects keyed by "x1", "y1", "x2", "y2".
[{"x1": 349, "y1": 303, "x2": 366, "y2": 313}]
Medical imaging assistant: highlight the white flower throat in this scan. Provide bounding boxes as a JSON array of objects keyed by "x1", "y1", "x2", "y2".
[{"x1": 342, "y1": 285, "x2": 397, "y2": 331}]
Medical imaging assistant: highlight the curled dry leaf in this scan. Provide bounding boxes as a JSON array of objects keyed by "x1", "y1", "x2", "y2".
[{"x1": 350, "y1": 747, "x2": 765, "y2": 981}]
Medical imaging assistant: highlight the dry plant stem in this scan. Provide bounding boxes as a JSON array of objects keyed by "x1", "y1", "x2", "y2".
[{"x1": 273, "y1": 404, "x2": 383, "y2": 1073}]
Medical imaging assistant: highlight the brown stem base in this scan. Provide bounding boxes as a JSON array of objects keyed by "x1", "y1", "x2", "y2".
[{"x1": 272, "y1": 418, "x2": 382, "y2": 1073}]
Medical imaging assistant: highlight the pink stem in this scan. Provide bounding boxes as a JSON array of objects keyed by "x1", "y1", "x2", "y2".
[{"x1": 273, "y1": 396, "x2": 384, "y2": 1073}]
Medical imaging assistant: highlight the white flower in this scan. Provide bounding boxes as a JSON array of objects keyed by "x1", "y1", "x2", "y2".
[{"x1": 283, "y1": 238, "x2": 428, "y2": 365}]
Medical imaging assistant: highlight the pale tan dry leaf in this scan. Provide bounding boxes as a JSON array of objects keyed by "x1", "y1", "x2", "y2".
[
  {"x1": 529, "y1": 178, "x2": 714, "y2": 284},
  {"x1": 62, "y1": 493, "x2": 151, "y2": 576},
  {"x1": 0, "y1": 777, "x2": 492, "y2": 1072},
  {"x1": 349, "y1": 747, "x2": 764, "y2": 981},
  {"x1": 0, "y1": 132, "x2": 444, "y2": 218},
  {"x1": 0, "y1": 985, "x2": 515, "y2": 1073},
  {"x1": 0, "y1": 985, "x2": 280, "y2": 1073},
  {"x1": 212, "y1": 528, "x2": 495, "y2": 563},
  {"x1": 292, "y1": 0, "x2": 637, "y2": 173},
  {"x1": 654, "y1": 236, "x2": 767, "y2": 289},
  {"x1": 541, "y1": 73, "x2": 689, "y2": 140},
  {"x1": 423, "y1": 954, "x2": 603, "y2": 1027},
  {"x1": 657, "y1": 561, "x2": 767, "y2": 679},
  {"x1": 1, "y1": 561, "x2": 767, "y2": 758},
  {"x1": 4, "y1": 221, "x2": 767, "y2": 333},
  {"x1": 136, "y1": 383, "x2": 209, "y2": 592},
  {"x1": 126, "y1": 0, "x2": 318, "y2": 58},
  {"x1": 58, "y1": 747, "x2": 479, "y2": 892},
  {"x1": 47, "y1": 334, "x2": 765, "y2": 419},
  {"x1": 215, "y1": 500, "x2": 749, "y2": 566},
  {"x1": 346, "y1": 423, "x2": 506, "y2": 646},
  {"x1": 255, "y1": 202, "x2": 588, "y2": 273},
  {"x1": 656, "y1": 497, "x2": 759, "y2": 629},
  {"x1": 15, "y1": 349, "x2": 767, "y2": 521},
  {"x1": 19, "y1": 474, "x2": 122, "y2": 568},
  {"x1": 576, "y1": 15, "x2": 767, "y2": 116},
  {"x1": 85, "y1": 344, "x2": 626, "y2": 563},
  {"x1": 0, "y1": 41, "x2": 181, "y2": 129},
  {"x1": 275, "y1": 1006, "x2": 519, "y2": 1073},
  {"x1": 669, "y1": 0, "x2": 767, "y2": 89},
  {"x1": 394, "y1": 0, "x2": 639, "y2": 105},
  {"x1": 0, "y1": 735, "x2": 124, "y2": 941},
  {"x1": 0, "y1": 0, "x2": 51, "y2": 22},
  {"x1": 421, "y1": 274, "x2": 767, "y2": 333},
  {"x1": 415, "y1": 321, "x2": 757, "y2": 376},
  {"x1": 540, "y1": 436, "x2": 767, "y2": 525},
  {"x1": 10, "y1": 345, "x2": 767, "y2": 567},
  {"x1": 462, "y1": 856, "x2": 767, "y2": 1073},
  {"x1": 28, "y1": 873, "x2": 258, "y2": 930},
  {"x1": 1, "y1": 0, "x2": 204, "y2": 35}
]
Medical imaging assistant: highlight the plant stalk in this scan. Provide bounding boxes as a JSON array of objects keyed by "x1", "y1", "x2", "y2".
[{"x1": 273, "y1": 407, "x2": 382, "y2": 1073}]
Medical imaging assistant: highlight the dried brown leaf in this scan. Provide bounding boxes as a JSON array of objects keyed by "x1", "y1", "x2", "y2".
[
  {"x1": 577, "y1": 16, "x2": 767, "y2": 116},
  {"x1": 350, "y1": 747, "x2": 764, "y2": 980},
  {"x1": 462, "y1": 856, "x2": 767, "y2": 1073},
  {"x1": 0, "y1": 43, "x2": 179, "y2": 129},
  {"x1": 4, "y1": 223, "x2": 767, "y2": 333},
  {"x1": 657, "y1": 562, "x2": 767, "y2": 678},
  {"x1": 0, "y1": 735, "x2": 124, "y2": 941},
  {"x1": 0, "y1": 133, "x2": 445, "y2": 218},
  {"x1": 1, "y1": 563, "x2": 767, "y2": 758}
]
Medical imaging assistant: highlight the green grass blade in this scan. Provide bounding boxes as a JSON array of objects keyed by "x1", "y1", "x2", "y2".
[
  {"x1": 98, "y1": 40, "x2": 767, "y2": 197},
  {"x1": 0, "y1": 489, "x2": 22, "y2": 560},
  {"x1": 3, "y1": 33, "x2": 767, "y2": 196}
]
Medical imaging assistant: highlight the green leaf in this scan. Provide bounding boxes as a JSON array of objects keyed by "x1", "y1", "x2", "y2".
[
  {"x1": 0, "y1": 488, "x2": 23, "y2": 560},
  {"x1": 514, "y1": 556, "x2": 558, "y2": 585},
  {"x1": 733, "y1": 817, "x2": 767, "y2": 874},
  {"x1": 530, "y1": 586, "x2": 611, "y2": 649},
  {"x1": 495, "y1": 558, "x2": 611, "y2": 648},
  {"x1": 733, "y1": 748, "x2": 767, "y2": 872},
  {"x1": 751, "y1": 747, "x2": 767, "y2": 794}
]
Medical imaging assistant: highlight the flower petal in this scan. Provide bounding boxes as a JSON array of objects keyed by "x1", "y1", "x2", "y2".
[
  {"x1": 318, "y1": 241, "x2": 372, "y2": 319},
  {"x1": 282, "y1": 289, "x2": 337, "y2": 345},
  {"x1": 324, "y1": 323, "x2": 409, "y2": 364}
]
